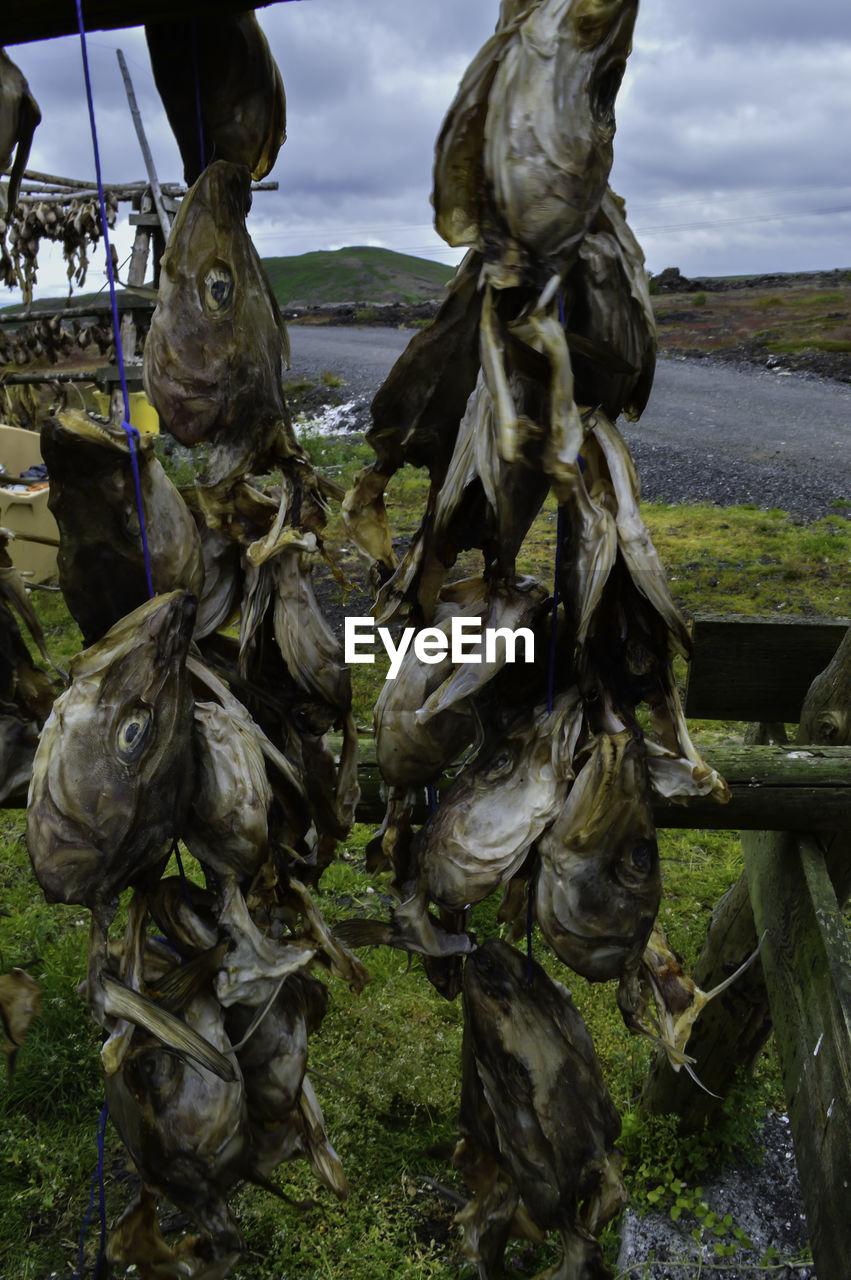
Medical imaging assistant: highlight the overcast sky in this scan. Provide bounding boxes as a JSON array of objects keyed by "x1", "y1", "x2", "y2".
[{"x1": 5, "y1": 0, "x2": 851, "y2": 302}]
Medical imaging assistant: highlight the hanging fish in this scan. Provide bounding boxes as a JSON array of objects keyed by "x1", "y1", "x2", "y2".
[
  {"x1": 26, "y1": 591, "x2": 196, "y2": 911},
  {"x1": 146, "y1": 12, "x2": 286, "y2": 186},
  {"x1": 143, "y1": 160, "x2": 327, "y2": 523},
  {"x1": 455, "y1": 939, "x2": 627, "y2": 1278},
  {"x1": 41, "y1": 409, "x2": 204, "y2": 646},
  {"x1": 0, "y1": 48, "x2": 41, "y2": 232},
  {"x1": 535, "y1": 730, "x2": 661, "y2": 981}
]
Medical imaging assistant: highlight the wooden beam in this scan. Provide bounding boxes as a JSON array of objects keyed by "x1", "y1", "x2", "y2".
[
  {"x1": 743, "y1": 829, "x2": 851, "y2": 1280},
  {"x1": 2, "y1": 0, "x2": 285, "y2": 47},
  {"x1": 685, "y1": 615, "x2": 849, "y2": 723},
  {"x1": 333, "y1": 738, "x2": 851, "y2": 831},
  {"x1": 116, "y1": 49, "x2": 172, "y2": 244}
]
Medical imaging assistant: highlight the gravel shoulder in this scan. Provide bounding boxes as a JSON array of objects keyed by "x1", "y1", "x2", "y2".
[{"x1": 286, "y1": 327, "x2": 851, "y2": 523}]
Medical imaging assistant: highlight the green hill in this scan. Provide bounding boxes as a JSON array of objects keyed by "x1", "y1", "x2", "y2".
[
  {"x1": 261, "y1": 246, "x2": 455, "y2": 308},
  {"x1": 1, "y1": 247, "x2": 456, "y2": 316}
]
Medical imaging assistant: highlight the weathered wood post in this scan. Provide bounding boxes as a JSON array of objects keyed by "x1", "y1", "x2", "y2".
[{"x1": 641, "y1": 625, "x2": 851, "y2": 1280}]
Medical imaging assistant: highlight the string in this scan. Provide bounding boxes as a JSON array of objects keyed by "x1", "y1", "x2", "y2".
[
  {"x1": 426, "y1": 783, "x2": 438, "y2": 814},
  {"x1": 75, "y1": 1099, "x2": 109, "y2": 1279},
  {"x1": 75, "y1": 0, "x2": 154, "y2": 600}
]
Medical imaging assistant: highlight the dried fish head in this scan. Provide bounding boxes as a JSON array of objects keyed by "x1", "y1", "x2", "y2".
[
  {"x1": 143, "y1": 161, "x2": 299, "y2": 478},
  {"x1": 146, "y1": 13, "x2": 285, "y2": 185},
  {"x1": 483, "y1": 0, "x2": 639, "y2": 273},
  {"x1": 566, "y1": 188, "x2": 656, "y2": 421},
  {"x1": 536, "y1": 731, "x2": 661, "y2": 980},
  {"x1": 414, "y1": 688, "x2": 584, "y2": 914},
  {"x1": 105, "y1": 989, "x2": 247, "y2": 1253},
  {"x1": 41, "y1": 409, "x2": 204, "y2": 645},
  {"x1": 26, "y1": 591, "x2": 196, "y2": 909},
  {"x1": 226, "y1": 971, "x2": 326, "y2": 1127},
  {"x1": 183, "y1": 700, "x2": 272, "y2": 880},
  {"x1": 457, "y1": 939, "x2": 626, "y2": 1274}
]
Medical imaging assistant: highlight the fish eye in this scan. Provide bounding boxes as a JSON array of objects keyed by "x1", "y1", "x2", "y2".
[
  {"x1": 135, "y1": 1049, "x2": 175, "y2": 1091},
  {"x1": 619, "y1": 839, "x2": 657, "y2": 884},
  {"x1": 203, "y1": 265, "x2": 234, "y2": 314},
  {"x1": 117, "y1": 706, "x2": 152, "y2": 761},
  {"x1": 486, "y1": 747, "x2": 514, "y2": 780}
]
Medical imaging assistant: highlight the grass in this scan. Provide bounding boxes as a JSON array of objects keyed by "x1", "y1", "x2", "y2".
[{"x1": 2, "y1": 431, "x2": 848, "y2": 1278}]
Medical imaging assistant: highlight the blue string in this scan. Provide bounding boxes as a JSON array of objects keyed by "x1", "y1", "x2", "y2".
[
  {"x1": 75, "y1": 1099, "x2": 109, "y2": 1278},
  {"x1": 75, "y1": 0, "x2": 154, "y2": 600},
  {"x1": 426, "y1": 783, "x2": 438, "y2": 814}
]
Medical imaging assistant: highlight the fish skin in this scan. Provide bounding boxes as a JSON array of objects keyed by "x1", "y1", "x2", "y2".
[
  {"x1": 456, "y1": 939, "x2": 626, "y2": 1276},
  {"x1": 26, "y1": 591, "x2": 196, "y2": 910},
  {"x1": 483, "y1": 0, "x2": 639, "y2": 274},
  {"x1": 145, "y1": 12, "x2": 286, "y2": 186},
  {"x1": 105, "y1": 989, "x2": 248, "y2": 1255},
  {"x1": 183, "y1": 699, "x2": 273, "y2": 880},
  {"x1": 143, "y1": 161, "x2": 302, "y2": 483},
  {"x1": 41, "y1": 410, "x2": 204, "y2": 646},
  {"x1": 412, "y1": 689, "x2": 583, "y2": 915},
  {"x1": 565, "y1": 187, "x2": 656, "y2": 421},
  {"x1": 535, "y1": 730, "x2": 661, "y2": 981},
  {"x1": 0, "y1": 49, "x2": 41, "y2": 231}
]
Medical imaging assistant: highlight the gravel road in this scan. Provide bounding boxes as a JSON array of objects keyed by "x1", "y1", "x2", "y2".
[{"x1": 287, "y1": 324, "x2": 851, "y2": 521}]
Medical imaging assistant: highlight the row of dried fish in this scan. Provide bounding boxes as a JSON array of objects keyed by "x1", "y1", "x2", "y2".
[
  {"x1": 18, "y1": 15, "x2": 359, "y2": 1266},
  {"x1": 0, "y1": 313, "x2": 124, "y2": 366},
  {"x1": 335, "y1": 2, "x2": 733, "y2": 1274},
  {"x1": 1, "y1": 191, "x2": 118, "y2": 303}
]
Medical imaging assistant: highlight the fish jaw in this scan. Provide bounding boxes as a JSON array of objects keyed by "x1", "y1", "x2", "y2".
[{"x1": 26, "y1": 592, "x2": 197, "y2": 909}]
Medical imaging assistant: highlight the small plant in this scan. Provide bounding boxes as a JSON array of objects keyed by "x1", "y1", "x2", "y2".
[
  {"x1": 355, "y1": 305, "x2": 379, "y2": 323},
  {"x1": 647, "y1": 275, "x2": 661, "y2": 296},
  {"x1": 691, "y1": 292, "x2": 707, "y2": 307},
  {"x1": 321, "y1": 369, "x2": 344, "y2": 388}
]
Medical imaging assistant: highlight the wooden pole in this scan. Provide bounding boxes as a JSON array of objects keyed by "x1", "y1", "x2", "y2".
[
  {"x1": 641, "y1": 625, "x2": 851, "y2": 1124},
  {"x1": 115, "y1": 50, "x2": 173, "y2": 245}
]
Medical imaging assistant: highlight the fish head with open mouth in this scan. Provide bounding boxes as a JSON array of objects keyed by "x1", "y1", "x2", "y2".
[
  {"x1": 143, "y1": 160, "x2": 293, "y2": 465},
  {"x1": 27, "y1": 591, "x2": 196, "y2": 910},
  {"x1": 536, "y1": 729, "x2": 661, "y2": 981}
]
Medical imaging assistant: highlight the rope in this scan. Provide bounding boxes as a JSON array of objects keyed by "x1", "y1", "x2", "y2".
[{"x1": 75, "y1": 0, "x2": 154, "y2": 600}]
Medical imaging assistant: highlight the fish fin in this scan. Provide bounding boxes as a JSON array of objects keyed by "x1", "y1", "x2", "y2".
[
  {"x1": 701, "y1": 932, "x2": 765, "y2": 1002},
  {"x1": 247, "y1": 1169, "x2": 320, "y2": 1212},
  {"x1": 149, "y1": 943, "x2": 228, "y2": 1013},
  {"x1": 101, "y1": 975, "x2": 236, "y2": 1082},
  {"x1": 332, "y1": 918, "x2": 394, "y2": 949}
]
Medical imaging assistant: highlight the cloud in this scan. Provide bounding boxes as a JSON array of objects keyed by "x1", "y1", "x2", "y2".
[{"x1": 4, "y1": 0, "x2": 850, "y2": 299}]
